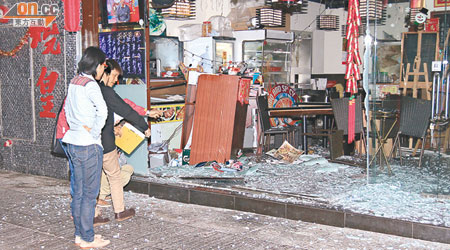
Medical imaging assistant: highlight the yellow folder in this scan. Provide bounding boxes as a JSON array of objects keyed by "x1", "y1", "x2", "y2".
[{"x1": 115, "y1": 123, "x2": 145, "y2": 154}]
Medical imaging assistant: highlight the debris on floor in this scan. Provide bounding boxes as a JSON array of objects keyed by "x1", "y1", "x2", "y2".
[{"x1": 146, "y1": 144, "x2": 450, "y2": 228}]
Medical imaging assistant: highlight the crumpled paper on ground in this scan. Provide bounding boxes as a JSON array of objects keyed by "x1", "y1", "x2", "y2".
[{"x1": 267, "y1": 140, "x2": 303, "y2": 163}]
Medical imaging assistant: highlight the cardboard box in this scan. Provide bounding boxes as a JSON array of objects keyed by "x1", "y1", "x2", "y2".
[
  {"x1": 230, "y1": 7, "x2": 291, "y2": 32},
  {"x1": 148, "y1": 142, "x2": 170, "y2": 167},
  {"x1": 115, "y1": 123, "x2": 145, "y2": 154},
  {"x1": 149, "y1": 152, "x2": 170, "y2": 168},
  {"x1": 231, "y1": 22, "x2": 250, "y2": 31}
]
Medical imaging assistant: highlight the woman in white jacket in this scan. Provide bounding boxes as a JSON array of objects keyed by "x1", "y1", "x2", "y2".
[{"x1": 62, "y1": 46, "x2": 110, "y2": 249}]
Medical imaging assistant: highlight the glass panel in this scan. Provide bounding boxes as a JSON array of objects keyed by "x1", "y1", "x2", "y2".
[
  {"x1": 214, "y1": 42, "x2": 233, "y2": 73},
  {"x1": 263, "y1": 40, "x2": 291, "y2": 87},
  {"x1": 243, "y1": 41, "x2": 263, "y2": 72},
  {"x1": 243, "y1": 40, "x2": 291, "y2": 88},
  {"x1": 149, "y1": 36, "x2": 182, "y2": 77},
  {"x1": 365, "y1": 2, "x2": 449, "y2": 228}
]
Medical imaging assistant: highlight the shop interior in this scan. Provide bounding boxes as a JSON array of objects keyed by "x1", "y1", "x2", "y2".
[{"x1": 93, "y1": 0, "x2": 450, "y2": 230}]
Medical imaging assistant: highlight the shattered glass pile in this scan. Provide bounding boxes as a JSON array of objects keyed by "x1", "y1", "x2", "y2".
[{"x1": 144, "y1": 148, "x2": 450, "y2": 228}]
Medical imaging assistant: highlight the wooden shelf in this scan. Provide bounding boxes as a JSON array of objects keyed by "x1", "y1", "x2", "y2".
[{"x1": 149, "y1": 78, "x2": 187, "y2": 98}]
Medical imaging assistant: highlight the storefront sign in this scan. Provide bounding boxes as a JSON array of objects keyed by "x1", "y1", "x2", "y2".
[
  {"x1": 28, "y1": 23, "x2": 61, "y2": 118},
  {"x1": 435, "y1": 0, "x2": 450, "y2": 7},
  {"x1": 36, "y1": 67, "x2": 59, "y2": 118},
  {"x1": 29, "y1": 23, "x2": 61, "y2": 55}
]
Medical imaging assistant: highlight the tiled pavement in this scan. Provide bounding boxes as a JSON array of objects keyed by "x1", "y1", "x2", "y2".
[{"x1": 0, "y1": 170, "x2": 449, "y2": 250}]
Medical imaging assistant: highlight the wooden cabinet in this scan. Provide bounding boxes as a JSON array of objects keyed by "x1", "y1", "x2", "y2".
[{"x1": 189, "y1": 74, "x2": 250, "y2": 164}]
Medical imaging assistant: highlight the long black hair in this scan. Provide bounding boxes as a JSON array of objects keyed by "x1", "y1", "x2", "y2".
[{"x1": 77, "y1": 47, "x2": 106, "y2": 77}]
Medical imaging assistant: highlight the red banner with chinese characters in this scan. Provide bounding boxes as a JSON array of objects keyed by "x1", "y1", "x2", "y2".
[
  {"x1": 435, "y1": 0, "x2": 450, "y2": 7},
  {"x1": 238, "y1": 78, "x2": 251, "y2": 105},
  {"x1": 426, "y1": 18, "x2": 440, "y2": 32}
]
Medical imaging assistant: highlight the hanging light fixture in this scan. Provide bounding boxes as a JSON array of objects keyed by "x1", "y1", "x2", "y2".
[
  {"x1": 359, "y1": 0, "x2": 386, "y2": 24},
  {"x1": 156, "y1": 0, "x2": 196, "y2": 20},
  {"x1": 265, "y1": 0, "x2": 308, "y2": 14},
  {"x1": 317, "y1": 14, "x2": 339, "y2": 30},
  {"x1": 257, "y1": 8, "x2": 285, "y2": 28}
]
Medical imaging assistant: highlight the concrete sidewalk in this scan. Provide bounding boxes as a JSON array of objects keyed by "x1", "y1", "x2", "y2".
[{"x1": 0, "y1": 170, "x2": 448, "y2": 250}]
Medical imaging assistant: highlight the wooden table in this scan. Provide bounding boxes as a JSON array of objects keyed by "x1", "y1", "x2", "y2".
[
  {"x1": 268, "y1": 104, "x2": 333, "y2": 153},
  {"x1": 268, "y1": 107, "x2": 333, "y2": 117}
]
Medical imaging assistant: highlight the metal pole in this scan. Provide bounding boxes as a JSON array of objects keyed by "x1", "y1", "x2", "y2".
[
  {"x1": 302, "y1": 115, "x2": 308, "y2": 153},
  {"x1": 363, "y1": 0, "x2": 371, "y2": 185},
  {"x1": 446, "y1": 75, "x2": 449, "y2": 118},
  {"x1": 432, "y1": 73, "x2": 438, "y2": 118},
  {"x1": 437, "y1": 74, "x2": 442, "y2": 117}
]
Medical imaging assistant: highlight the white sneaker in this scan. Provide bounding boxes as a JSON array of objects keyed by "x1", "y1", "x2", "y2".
[
  {"x1": 75, "y1": 234, "x2": 102, "y2": 246},
  {"x1": 79, "y1": 236, "x2": 110, "y2": 249}
]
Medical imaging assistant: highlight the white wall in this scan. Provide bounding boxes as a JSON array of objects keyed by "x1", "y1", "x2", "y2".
[
  {"x1": 164, "y1": 0, "x2": 232, "y2": 37},
  {"x1": 311, "y1": 30, "x2": 324, "y2": 74},
  {"x1": 310, "y1": 29, "x2": 348, "y2": 75},
  {"x1": 291, "y1": 3, "x2": 347, "y2": 74},
  {"x1": 290, "y1": 1, "x2": 323, "y2": 31}
]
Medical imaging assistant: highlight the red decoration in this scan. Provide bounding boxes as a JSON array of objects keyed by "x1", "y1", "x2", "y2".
[
  {"x1": 425, "y1": 18, "x2": 439, "y2": 32},
  {"x1": 0, "y1": 5, "x2": 9, "y2": 24},
  {"x1": 29, "y1": 27, "x2": 45, "y2": 49},
  {"x1": 3, "y1": 139, "x2": 12, "y2": 147},
  {"x1": 42, "y1": 23, "x2": 61, "y2": 54},
  {"x1": 238, "y1": 78, "x2": 251, "y2": 105},
  {"x1": 37, "y1": 67, "x2": 58, "y2": 94},
  {"x1": 40, "y1": 95, "x2": 56, "y2": 118},
  {"x1": 345, "y1": 0, "x2": 362, "y2": 143},
  {"x1": 0, "y1": 29, "x2": 30, "y2": 57},
  {"x1": 62, "y1": 0, "x2": 81, "y2": 32},
  {"x1": 36, "y1": 67, "x2": 59, "y2": 118},
  {"x1": 434, "y1": 0, "x2": 450, "y2": 7},
  {"x1": 348, "y1": 96, "x2": 356, "y2": 143}
]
